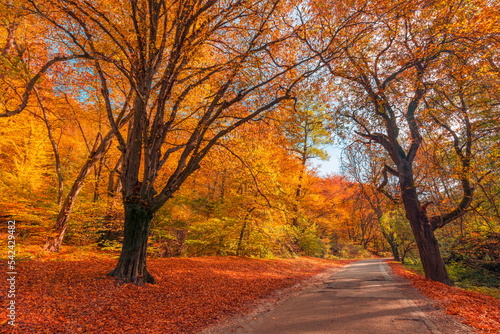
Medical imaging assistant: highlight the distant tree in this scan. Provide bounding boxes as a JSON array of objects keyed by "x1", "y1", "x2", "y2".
[
  {"x1": 342, "y1": 142, "x2": 406, "y2": 259},
  {"x1": 281, "y1": 92, "x2": 332, "y2": 228}
]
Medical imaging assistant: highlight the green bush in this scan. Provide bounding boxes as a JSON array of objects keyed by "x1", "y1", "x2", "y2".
[
  {"x1": 297, "y1": 224, "x2": 327, "y2": 257},
  {"x1": 447, "y1": 262, "x2": 500, "y2": 289},
  {"x1": 97, "y1": 239, "x2": 122, "y2": 252},
  {"x1": 330, "y1": 242, "x2": 372, "y2": 259}
]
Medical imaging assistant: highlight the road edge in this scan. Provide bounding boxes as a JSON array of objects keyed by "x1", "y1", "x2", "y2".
[{"x1": 383, "y1": 259, "x2": 475, "y2": 334}]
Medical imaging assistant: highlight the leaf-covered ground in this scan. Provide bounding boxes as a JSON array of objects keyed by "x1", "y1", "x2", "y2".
[
  {"x1": 389, "y1": 261, "x2": 500, "y2": 333},
  {"x1": 2, "y1": 256, "x2": 351, "y2": 333}
]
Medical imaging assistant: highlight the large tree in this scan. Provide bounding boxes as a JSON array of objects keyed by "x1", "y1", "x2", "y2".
[
  {"x1": 305, "y1": 0, "x2": 499, "y2": 284},
  {"x1": 1, "y1": 0, "x2": 326, "y2": 284}
]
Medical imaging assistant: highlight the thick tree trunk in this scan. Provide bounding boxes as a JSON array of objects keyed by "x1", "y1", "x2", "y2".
[
  {"x1": 401, "y1": 185, "x2": 451, "y2": 285},
  {"x1": 108, "y1": 202, "x2": 156, "y2": 285},
  {"x1": 415, "y1": 228, "x2": 450, "y2": 285},
  {"x1": 43, "y1": 225, "x2": 69, "y2": 252},
  {"x1": 43, "y1": 219, "x2": 69, "y2": 252}
]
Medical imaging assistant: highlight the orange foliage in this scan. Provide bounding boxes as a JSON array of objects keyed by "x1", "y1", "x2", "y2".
[
  {"x1": 2, "y1": 257, "x2": 352, "y2": 333},
  {"x1": 388, "y1": 261, "x2": 500, "y2": 333}
]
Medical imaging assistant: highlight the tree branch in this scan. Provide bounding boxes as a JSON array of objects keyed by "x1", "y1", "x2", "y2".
[
  {"x1": 376, "y1": 165, "x2": 400, "y2": 203},
  {"x1": 0, "y1": 54, "x2": 90, "y2": 117}
]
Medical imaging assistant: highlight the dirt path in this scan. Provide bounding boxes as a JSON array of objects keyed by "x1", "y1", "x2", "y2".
[{"x1": 201, "y1": 259, "x2": 473, "y2": 334}]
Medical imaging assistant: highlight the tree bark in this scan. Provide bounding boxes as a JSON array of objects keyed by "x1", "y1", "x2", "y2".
[
  {"x1": 382, "y1": 229, "x2": 401, "y2": 261},
  {"x1": 369, "y1": 86, "x2": 452, "y2": 285},
  {"x1": 108, "y1": 157, "x2": 123, "y2": 197},
  {"x1": 108, "y1": 202, "x2": 156, "y2": 285},
  {"x1": 400, "y1": 176, "x2": 452, "y2": 285},
  {"x1": 408, "y1": 215, "x2": 451, "y2": 285},
  {"x1": 43, "y1": 160, "x2": 94, "y2": 252},
  {"x1": 93, "y1": 154, "x2": 105, "y2": 202},
  {"x1": 391, "y1": 241, "x2": 401, "y2": 262},
  {"x1": 44, "y1": 133, "x2": 113, "y2": 252}
]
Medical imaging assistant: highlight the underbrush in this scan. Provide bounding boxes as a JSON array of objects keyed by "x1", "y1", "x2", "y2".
[{"x1": 447, "y1": 262, "x2": 500, "y2": 299}]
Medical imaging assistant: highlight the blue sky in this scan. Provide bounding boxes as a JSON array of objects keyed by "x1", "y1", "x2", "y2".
[{"x1": 311, "y1": 145, "x2": 343, "y2": 176}]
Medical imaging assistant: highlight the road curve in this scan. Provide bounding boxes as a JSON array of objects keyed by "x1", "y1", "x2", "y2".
[{"x1": 203, "y1": 259, "x2": 472, "y2": 334}]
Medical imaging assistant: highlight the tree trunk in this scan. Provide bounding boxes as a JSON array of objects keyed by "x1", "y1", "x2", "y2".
[
  {"x1": 237, "y1": 207, "x2": 255, "y2": 256},
  {"x1": 43, "y1": 224, "x2": 69, "y2": 252},
  {"x1": 382, "y1": 230, "x2": 401, "y2": 261},
  {"x1": 291, "y1": 159, "x2": 306, "y2": 227},
  {"x1": 108, "y1": 158, "x2": 123, "y2": 197},
  {"x1": 392, "y1": 243, "x2": 401, "y2": 262},
  {"x1": 412, "y1": 219, "x2": 451, "y2": 285},
  {"x1": 43, "y1": 168, "x2": 90, "y2": 252},
  {"x1": 93, "y1": 154, "x2": 105, "y2": 202},
  {"x1": 236, "y1": 219, "x2": 248, "y2": 256},
  {"x1": 108, "y1": 202, "x2": 156, "y2": 285},
  {"x1": 44, "y1": 132, "x2": 115, "y2": 252},
  {"x1": 401, "y1": 186, "x2": 451, "y2": 285}
]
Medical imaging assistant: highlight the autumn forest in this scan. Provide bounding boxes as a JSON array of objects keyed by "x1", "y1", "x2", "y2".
[{"x1": 0, "y1": 0, "x2": 499, "y2": 331}]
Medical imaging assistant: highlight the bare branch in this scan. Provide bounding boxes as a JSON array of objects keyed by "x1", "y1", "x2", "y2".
[{"x1": 376, "y1": 165, "x2": 400, "y2": 203}]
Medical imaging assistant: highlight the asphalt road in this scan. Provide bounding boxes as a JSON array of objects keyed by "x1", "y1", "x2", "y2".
[{"x1": 217, "y1": 259, "x2": 457, "y2": 334}]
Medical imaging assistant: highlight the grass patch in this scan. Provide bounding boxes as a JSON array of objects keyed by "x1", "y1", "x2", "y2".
[{"x1": 447, "y1": 262, "x2": 500, "y2": 299}]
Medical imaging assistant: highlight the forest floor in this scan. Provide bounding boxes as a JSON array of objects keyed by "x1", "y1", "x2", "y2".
[
  {"x1": 1, "y1": 253, "x2": 353, "y2": 333},
  {"x1": 1, "y1": 250, "x2": 498, "y2": 334}
]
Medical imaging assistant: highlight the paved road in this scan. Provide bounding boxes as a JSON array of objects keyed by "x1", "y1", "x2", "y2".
[{"x1": 221, "y1": 259, "x2": 450, "y2": 334}]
